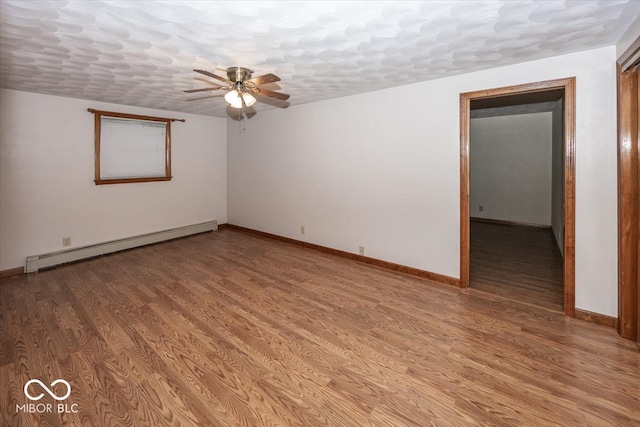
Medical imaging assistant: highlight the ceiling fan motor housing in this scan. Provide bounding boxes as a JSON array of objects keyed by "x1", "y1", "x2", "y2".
[{"x1": 227, "y1": 67, "x2": 253, "y2": 82}]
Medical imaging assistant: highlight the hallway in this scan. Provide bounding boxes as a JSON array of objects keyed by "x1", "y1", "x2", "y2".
[{"x1": 470, "y1": 220, "x2": 564, "y2": 312}]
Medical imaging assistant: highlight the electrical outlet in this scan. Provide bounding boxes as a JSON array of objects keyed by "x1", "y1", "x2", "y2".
[
  {"x1": 479, "y1": 205, "x2": 484, "y2": 212},
  {"x1": 62, "y1": 237, "x2": 71, "y2": 247},
  {"x1": 301, "y1": 225, "x2": 305, "y2": 235},
  {"x1": 358, "y1": 246, "x2": 365, "y2": 256}
]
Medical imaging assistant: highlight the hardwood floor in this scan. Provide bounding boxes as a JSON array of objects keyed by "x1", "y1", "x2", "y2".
[
  {"x1": 470, "y1": 221, "x2": 564, "y2": 312},
  {"x1": 1, "y1": 228, "x2": 638, "y2": 426}
]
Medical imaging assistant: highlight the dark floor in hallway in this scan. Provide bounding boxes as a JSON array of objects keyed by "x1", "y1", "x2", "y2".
[{"x1": 470, "y1": 220, "x2": 564, "y2": 312}]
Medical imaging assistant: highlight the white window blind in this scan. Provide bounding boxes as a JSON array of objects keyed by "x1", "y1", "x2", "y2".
[{"x1": 99, "y1": 117, "x2": 167, "y2": 180}]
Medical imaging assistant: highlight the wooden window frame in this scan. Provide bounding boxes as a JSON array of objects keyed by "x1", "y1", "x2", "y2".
[{"x1": 89, "y1": 108, "x2": 184, "y2": 185}]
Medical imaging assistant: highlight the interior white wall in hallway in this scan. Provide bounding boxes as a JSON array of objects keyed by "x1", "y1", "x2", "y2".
[
  {"x1": 0, "y1": 89, "x2": 227, "y2": 270},
  {"x1": 228, "y1": 46, "x2": 618, "y2": 317},
  {"x1": 470, "y1": 112, "x2": 552, "y2": 226}
]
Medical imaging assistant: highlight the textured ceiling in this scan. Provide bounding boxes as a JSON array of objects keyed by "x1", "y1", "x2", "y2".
[{"x1": 1, "y1": 0, "x2": 638, "y2": 118}]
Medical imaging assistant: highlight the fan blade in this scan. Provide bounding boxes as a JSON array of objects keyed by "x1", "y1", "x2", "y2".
[
  {"x1": 226, "y1": 105, "x2": 244, "y2": 121},
  {"x1": 240, "y1": 93, "x2": 257, "y2": 119},
  {"x1": 184, "y1": 87, "x2": 225, "y2": 93},
  {"x1": 195, "y1": 76, "x2": 226, "y2": 86},
  {"x1": 252, "y1": 92, "x2": 290, "y2": 108},
  {"x1": 194, "y1": 69, "x2": 230, "y2": 84},
  {"x1": 254, "y1": 87, "x2": 290, "y2": 100},
  {"x1": 247, "y1": 73, "x2": 280, "y2": 86},
  {"x1": 244, "y1": 107, "x2": 257, "y2": 118},
  {"x1": 258, "y1": 82, "x2": 282, "y2": 90}
]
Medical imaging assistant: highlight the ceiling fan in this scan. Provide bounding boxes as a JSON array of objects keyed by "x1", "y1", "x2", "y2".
[{"x1": 185, "y1": 67, "x2": 290, "y2": 119}]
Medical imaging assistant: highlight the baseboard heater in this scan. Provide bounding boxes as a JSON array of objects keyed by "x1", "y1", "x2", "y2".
[{"x1": 25, "y1": 220, "x2": 217, "y2": 273}]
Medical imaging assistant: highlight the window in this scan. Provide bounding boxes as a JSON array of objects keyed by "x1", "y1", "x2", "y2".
[{"x1": 89, "y1": 109, "x2": 184, "y2": 184}]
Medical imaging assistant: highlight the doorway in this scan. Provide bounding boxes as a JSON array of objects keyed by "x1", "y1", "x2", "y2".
[{"x1": 460, "y1": 78, "x2": 576, "y2": 317}]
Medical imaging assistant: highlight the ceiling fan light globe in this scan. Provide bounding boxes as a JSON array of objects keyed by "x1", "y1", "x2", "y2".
[
  {"x1": 242, "y1": 93, "x2": 256, "y2": 107},
  {"x1": 225, "y1": 90, "x2": 240, "y2": 107}
]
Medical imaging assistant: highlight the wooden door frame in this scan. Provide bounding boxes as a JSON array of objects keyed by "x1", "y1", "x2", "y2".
[
  {"x1": 460, "y1": 77, "x2": 576, "y2": 317},
  {"x1": 617, "y1": 37, "x2": 640, "y2": 341}
]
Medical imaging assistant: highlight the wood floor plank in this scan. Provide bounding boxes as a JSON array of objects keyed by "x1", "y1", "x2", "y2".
[{"x1": 1, "y1": 228, "x2": 638, "y2": 426}]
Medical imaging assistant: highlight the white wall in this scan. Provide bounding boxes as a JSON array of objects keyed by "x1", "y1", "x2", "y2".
[
  {"x1": 0, "y1": 89, "x2": 227, "y2": 270},
  {"x1": 228, "y1": 46, "x2": 618, "y2": 317},
  {"x1": 470, "y1": 112, "x2": 552, "y2": 226},
  {"x1": 551, "y1": 99, "x2": 564, "y2": 255}
]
